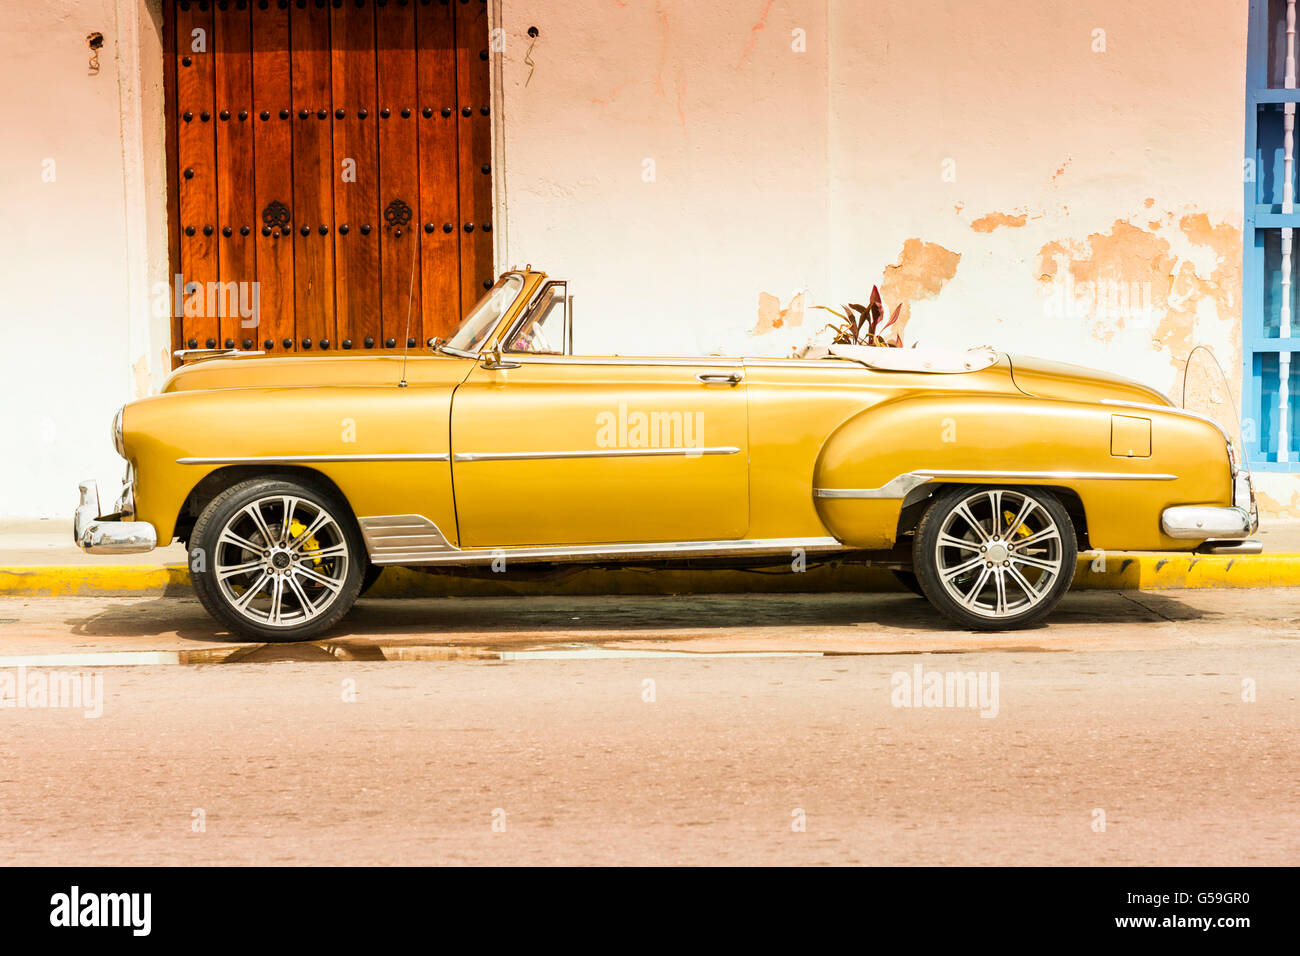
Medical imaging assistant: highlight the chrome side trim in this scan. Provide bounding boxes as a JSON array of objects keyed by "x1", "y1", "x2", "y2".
[
  {"x1": 815, "y1": 468, "x2": 1179, "y2": 499},
  {"x1": 357, "y1": 515, "x2": 457, "y2": 563},
  {"x1": 741, "y1": 358, "x2": 864, "y2": 369},
  {"x1": 816, "y1": 474, "x2": 933, "y2": 499},
  {"x1": 507, "y1": 354, "x2": 744, "y2": 368},
  {"x1": 453, "y1": 446, "x2": 740, "y2": 463},
  {"x1": 355, "y1": 523, "x2": 844, "y2": 567},
  {"x1": 177, "y1": 453, "x2": 450, "y2": 465}
]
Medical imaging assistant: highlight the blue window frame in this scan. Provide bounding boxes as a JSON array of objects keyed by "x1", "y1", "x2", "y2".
[{"x1": 1246, "y1": 0, "x2": 1300, "y2": 469}]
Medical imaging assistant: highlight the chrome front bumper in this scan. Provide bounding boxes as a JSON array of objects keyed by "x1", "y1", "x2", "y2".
[
  {"x1": 1161, "y1": 469, "x2": 1260, "y2": 542},
  {"x1": 74, "y1": 479, "x2": 157, "y2": 554}
]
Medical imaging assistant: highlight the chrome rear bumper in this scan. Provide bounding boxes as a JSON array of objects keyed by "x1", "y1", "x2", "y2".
[
  {"x1": 1161, "y1": 469, "x2": 1260, "y2": 541},
  {"x1": 74, "y1": 480, "x2": 157, "y2": 554}
]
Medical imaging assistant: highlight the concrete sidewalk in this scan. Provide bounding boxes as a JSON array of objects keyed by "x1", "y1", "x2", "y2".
[{"x1": 3, "y1": 517, "x2": 1299, "y2": 598}]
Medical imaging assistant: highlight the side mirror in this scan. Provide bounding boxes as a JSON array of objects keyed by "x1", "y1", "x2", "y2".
[{"x1": 481, "y1": 341, "x2": 520, "y2": 371}]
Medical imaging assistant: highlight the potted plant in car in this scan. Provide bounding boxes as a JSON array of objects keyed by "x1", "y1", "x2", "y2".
[{"x1": 813, "y1": 285, "x2": 907, "y2": 347}]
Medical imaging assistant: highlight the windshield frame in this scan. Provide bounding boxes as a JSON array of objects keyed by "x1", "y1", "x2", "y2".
[{"x1": 437, "y1": 272, "x2": 530, "y2": 356}]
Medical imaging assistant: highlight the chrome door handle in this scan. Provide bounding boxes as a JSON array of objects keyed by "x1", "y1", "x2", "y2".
[{"x1": 697, "y1": 371, "x2": 743, "y2": 385}]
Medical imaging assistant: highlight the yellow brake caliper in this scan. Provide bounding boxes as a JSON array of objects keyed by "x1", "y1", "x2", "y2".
[
  {"x1": 289, "y1": 519, "x2": 324, "y2": 567},
  {"x1": 1004, "y1": 510, "x2": 1033, "y2": 543}
]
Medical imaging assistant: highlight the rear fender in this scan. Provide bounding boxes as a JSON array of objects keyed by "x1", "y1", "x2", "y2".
[{"x1": 812, "y1": 393, "x2": 1231, "y2": 551}]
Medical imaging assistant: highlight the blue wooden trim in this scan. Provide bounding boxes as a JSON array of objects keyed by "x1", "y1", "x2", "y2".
[
  {"x1": 1250, "y1": 89, "x2": 1300, "y2": 103},
  {"x1": 1245, "y1": 337, "x2": 1300, "y2": 352},
  {"x1": 1246, "y1": 0, "x2": 1276, "y2": 464},
  {"x1": 1253, "y1": 212, "x2": 1300, "y2": 226},
  {"x1": 1246, "y1": 0, "x2": 1263, "y2": 462},
  {"x1": 1247, "y1": 0, "x2": 1267, "y2": 90}
]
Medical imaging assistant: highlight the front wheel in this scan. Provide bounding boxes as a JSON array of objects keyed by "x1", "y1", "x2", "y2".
[
  {"x1": 190, "y1": 478, "x2": 365, "y2": 642},
  {"x1": 913, "y1": 485, "x2": 1077, "y2": 630}
]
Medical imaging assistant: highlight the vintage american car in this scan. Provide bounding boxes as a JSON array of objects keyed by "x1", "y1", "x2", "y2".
[{"x1": 75, "y1": 268, "x2": 1258, "y2": 640}]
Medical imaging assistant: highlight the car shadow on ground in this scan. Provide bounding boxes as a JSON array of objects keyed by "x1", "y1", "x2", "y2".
[{"x1": 60, "y1": 588, "x2": 1208, "y2": 653}]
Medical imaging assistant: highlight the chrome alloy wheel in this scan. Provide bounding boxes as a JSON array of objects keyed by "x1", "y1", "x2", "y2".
[
  {"x1": 932, "y1": 488, "x2": 1065, "y2": 619},
  {"x1": 212, "y1": 494, "x2": 350, "y2": 629}
]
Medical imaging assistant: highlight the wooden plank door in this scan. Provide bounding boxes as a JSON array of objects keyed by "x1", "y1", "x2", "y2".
[
  {"x1": 418, "y1": 0, "x2": 465, "y2": 342},
  {"x1": 174, "y1": 0, "x2": 217, "y2": 351},
  {"x1": 251, "y1": 1, "x2": 294, "y2": 353},
  {"x1": 165, "y1": 0, "x2": 493, "y2": 360},
  {"x1": 331, "y1": 1, "x2": 381, "y2": 350},
  {"x1": 455, "y1": 2, "x2": 494, "y2": 311},
  {"x1": 377, "y1": 0, "x2": 421, "y2": 348},
  {"x1": 213, "y1": 1, "x2": 254, "y2": 350},
  {"x1": 290, "y1": 0, "x2": 336, "y2": 351}
]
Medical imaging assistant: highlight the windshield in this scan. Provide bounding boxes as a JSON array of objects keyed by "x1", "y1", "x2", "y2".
[{"x1": 443, "y1": 274, "x2": 527, "y2": 353}]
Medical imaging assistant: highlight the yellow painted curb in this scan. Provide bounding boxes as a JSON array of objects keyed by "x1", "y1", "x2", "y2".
[
  {"x1": 1070, "y1": 552, "x2": 1300, "y2": 590},
  {"x1": 0, "y1": 565, "x2": 192, "y2": 597},
  {"x1": 1, "y1": 554, "x2": 1299, "y2": 597}
]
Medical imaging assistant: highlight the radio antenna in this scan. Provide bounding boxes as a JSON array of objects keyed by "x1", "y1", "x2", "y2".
[{"x1": 398, "y1": 230, "x2": 419, "y2": 388}]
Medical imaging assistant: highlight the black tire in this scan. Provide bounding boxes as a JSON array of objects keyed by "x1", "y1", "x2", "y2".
[
  {"x1": 913, "y1": 484, "x2": 1077, "y2": 630},
  {"x1": 359, "y1": 563, "x2": 384, "y2": 596},
  {"x1": 891, "y1": 569, "x2": 926, "y2": 597},
  {"x1": 190, "y1": 477, "x2": 366, "y2": 642}
]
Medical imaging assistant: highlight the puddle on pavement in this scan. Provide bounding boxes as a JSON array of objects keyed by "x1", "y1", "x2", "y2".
[
  {"x1": 0, "y1": 635, "x2": 1072, "y2": 668},
  {"x1": 0, "y1": 641, "x2": 831, "y2": 668}
]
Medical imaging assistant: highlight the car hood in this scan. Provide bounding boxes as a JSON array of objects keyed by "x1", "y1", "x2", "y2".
[
  {"x1": 161, "y1": 350, "x2": 460, "y2": 392},
  {"x1": 1006, "y1": 354, "x2": 1173, "y2": 407}
]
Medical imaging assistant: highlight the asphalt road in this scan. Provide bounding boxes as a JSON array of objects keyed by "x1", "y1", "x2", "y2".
[{"x1": 0, "y1": 589, "x2": 1296, "y2": 865}]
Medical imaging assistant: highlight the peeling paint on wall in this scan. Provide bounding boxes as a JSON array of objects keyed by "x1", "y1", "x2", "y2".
[
  {"x1": 880, "y1": 239, "x2": 962, "y2": 317},
  {"x1": 970, "y1": 211, "x2": 1028, "y2": 233},
  {"x1": 753, "y1": 291, "x2": 805, "y2": 335},
  {"x1": 1256, "y1": 486, "x2": 1300, "y2": 519},
  {"x1": 1034, "y1": 211, "x2": 1242, "y2": 407}
]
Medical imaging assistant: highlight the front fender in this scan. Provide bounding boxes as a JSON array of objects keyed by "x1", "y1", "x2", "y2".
[
  {"x1": 812, "y1": 392, "x2": 1232, "y2": 551},
  {"x1": 122, "y1": 385, "x2": 457, "y2": 545}
]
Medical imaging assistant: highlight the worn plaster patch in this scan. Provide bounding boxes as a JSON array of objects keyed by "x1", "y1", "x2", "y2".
[
  {"x1": 753, "y1": 291, "x2": 805, "y2": 335},
  {"x1": 1255, "y1": 487, "x2": 1300, "y2": 519},
  {"x1": 1037, "y1": 219, "x2": 1172, "y2": 346},
  {"x1": 1037, "y1": 240, "x2": 1067, "y2": 283},
  {"x1": 1035, "y1": 213, "x2": 1242, "y2": 387},
  {"x1": 881, "y1": 239, "x2": 962, "y2": 309},
  {"x1": 970, "y1": 211, "x2": 1028, "y2": 234}
]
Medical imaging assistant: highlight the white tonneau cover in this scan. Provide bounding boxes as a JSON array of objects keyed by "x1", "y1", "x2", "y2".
[{"x1": 820, "y1": 344, "x2": 1000, "y2": 374}]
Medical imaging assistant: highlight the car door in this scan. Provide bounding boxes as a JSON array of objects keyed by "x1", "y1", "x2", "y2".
[{"x1": 451, "y1": 354, "x2": 750, "y2": 549}]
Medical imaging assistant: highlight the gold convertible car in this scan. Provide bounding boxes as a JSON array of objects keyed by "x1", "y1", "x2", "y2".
[{"x1": 75, "y1": 268, "x2": 1258, "y2": 640}]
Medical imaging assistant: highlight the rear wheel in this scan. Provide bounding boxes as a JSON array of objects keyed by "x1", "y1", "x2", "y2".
[
  {"x1": 190, "y1": 478, "x2": 365, "y2": 642},
  {"x1": 913, "y1": 485, "x2": 1076, "y2": 630}
]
